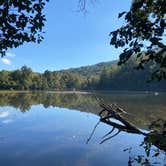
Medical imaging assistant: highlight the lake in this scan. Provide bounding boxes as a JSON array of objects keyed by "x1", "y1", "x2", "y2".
[{"x1": 0, "y1": 91, "x2": 165, "y2": 166}]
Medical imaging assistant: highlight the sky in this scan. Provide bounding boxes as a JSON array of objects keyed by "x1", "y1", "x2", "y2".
[{"x1": 0, "y1": 0, "x2": 131, "y2": 72}]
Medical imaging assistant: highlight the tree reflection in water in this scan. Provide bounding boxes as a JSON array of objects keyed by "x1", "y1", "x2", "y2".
[
  {"x1": 0, "y1": 92, "x2": 166, "y2": 165},
  {"x1": 87, "y1": 118, "x2": 166, "y2": 166},
  {"x1": 0, "y1": 91, "x2": 166, "y2": 129}
]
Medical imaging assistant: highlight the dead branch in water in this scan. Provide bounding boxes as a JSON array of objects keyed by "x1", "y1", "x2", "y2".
[
  {"x1": 86, "y1": 100, "x2": 147, "y2": 144},
  {"x1": 95, "y1": 100, "x2": 166, "y2": 151},
  {"x1": 98, "y1": 101, "x2": 147, "y2": 137},
  {"x1": 87, "y1": 95, "x2": 165, "y2": 152}
]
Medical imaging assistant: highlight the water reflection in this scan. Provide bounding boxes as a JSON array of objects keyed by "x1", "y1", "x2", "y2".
[
  {"x1": 0, "y1": 91, "x2": 165, "y2": 129},
  {"x1": 127, "y1": 119, "x2": 166, "y2": 166},
  {"x1": 0, "y1": 92, "x2": 98, "y2": 112},
  {"x1": 0, "y1": 91, "x2": 166, "y2": 166},
  {"x1": 87, "y1": 117, "x2": 166, "y2": 165}
]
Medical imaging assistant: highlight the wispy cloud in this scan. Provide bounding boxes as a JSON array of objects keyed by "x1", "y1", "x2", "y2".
[
  {"x1": 6, "y1": 52, "x2": 16, "y2": 57},
  {"x1": 1, "y1": 58, "x2": 11, "y2": 65},
  {"x1": 2, "y1": 119, "x2": 13, "y2": 124},
  {"x1": 0, "y1": 52, "x2": 16, "y2": 65},
  {"x1": 0, "y1": 111, "x2": 10, "y2": 118}
]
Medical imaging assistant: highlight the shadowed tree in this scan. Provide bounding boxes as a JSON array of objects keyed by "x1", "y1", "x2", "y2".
[
  {"x1": 1, "y1": 0, "x2": 165, "y2": 81},
  {"x1": 69, "y1": 0, "x2": 166, "y2": 80},
  {"x1": 0, "y1": 0, "x2": 49, "y2": 56},
  {"x1": 110, "y1": 0, "x2": 166, "y2": 80}
]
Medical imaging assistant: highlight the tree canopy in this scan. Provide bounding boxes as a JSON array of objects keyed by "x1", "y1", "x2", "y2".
[
  {"x1": 0, "y1": 62, "x2": 166, "y2": 91},
  {"x1": 0, "y1": 0, "x2": 166, "y2": 81},
  {"x1": 0, "y1": 0, "x2": 49, "y2": 56},
  {"x1": 110, "y1": 0, "x2": 166, "y2": 80}
]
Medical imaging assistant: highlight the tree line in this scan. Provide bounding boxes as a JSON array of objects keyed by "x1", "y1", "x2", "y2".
[
  {"x1": 96, "y1": 60, "x2": 166, "y2": 91},
  {"x1": 0, "y1": 60, "x2": 166, "y2": 91},
  {"x1": 0, "y1": 66, "x2": 87, "y2": 90}
]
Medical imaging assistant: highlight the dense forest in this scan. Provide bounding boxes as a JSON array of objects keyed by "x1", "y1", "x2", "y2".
[
  {"x1": 0, "y1": 60, "x2": 166, "y2": 91},
  {"x1": 0, "y1": 66, "x2": 87, "y2": 90}
]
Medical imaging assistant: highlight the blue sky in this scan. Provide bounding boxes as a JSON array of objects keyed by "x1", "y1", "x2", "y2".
[{"x1": 0, "y1": 0, "x2": 131, "y2": 72}]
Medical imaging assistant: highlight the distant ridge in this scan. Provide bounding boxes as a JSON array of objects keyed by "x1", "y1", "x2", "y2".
[
  {"x1": 0, "y1": 59, "x2": 165, "y2": 91},
  {"x1": 61, "y1": 59, "x2": 166, "y2": 91},
  {"x1": 62, "y1": 60, "x2": 117, "y2": 77}
]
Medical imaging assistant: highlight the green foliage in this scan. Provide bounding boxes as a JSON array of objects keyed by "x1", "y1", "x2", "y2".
[
  {"x1": 0, "y1": 66, "x2": 87, "y2": 90},
  {"x1": 0, "y1": 0, "x2": 49, "y2": 56},
  {"x1": 64, "y1": 61, "x2": 116, "y2": 77},
  {"x1": 110, "y1": 0, "x2": 166, "y2": 80},
  {"x1": 97, "y1": 59, "x2": 166, "y2": 91},
  {"x1": 0, "y1": 60, "x2": 166, "y2": 91}
]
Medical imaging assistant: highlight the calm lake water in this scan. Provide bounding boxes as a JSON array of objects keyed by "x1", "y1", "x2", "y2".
[{"x1": 0, "y1": 91, "x2": 165, "y2": 166}]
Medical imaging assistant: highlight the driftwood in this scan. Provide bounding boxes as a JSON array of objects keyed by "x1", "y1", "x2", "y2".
[
  {"x1": 98, "y1": 101, "x2": 147, "y2": 137},
  {"x1": 86, "y1": 93, "x2": 166, "y2": 149},
  {"x1": 87, "y1": 98, "x2": 165, "y2": 151},
  {"x1": 87, "y1": 99, "x2": 166, "y2": 165},
  {"x1": 86, "y1": 100, "x2": 146, "y2": 144}
]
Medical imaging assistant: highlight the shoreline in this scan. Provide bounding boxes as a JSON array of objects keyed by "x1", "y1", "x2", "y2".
[
  {"x1": 0, "y1": 90, "x2": 165, "y2": 94},
  {"x1": 0, "y1": 90, "x2": 92, "y2": 94}
]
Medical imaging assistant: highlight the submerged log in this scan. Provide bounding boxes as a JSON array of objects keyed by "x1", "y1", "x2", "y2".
[
  {"x1": 98, "y1": 101, "x2": 146, "y2": 136},
  {"x1": 96, "y1": 100, "x2": 166, "y2": 151}
]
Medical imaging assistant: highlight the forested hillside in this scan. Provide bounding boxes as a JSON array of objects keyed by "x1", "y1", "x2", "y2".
[
  {"x1": 0, "y1": 60, "x2": 166, "y2": 91},
  {"x1": 96, "y1": 60, "x2": 166, "y2": 91},
  {"x1": 63, "y1": 61, "x2": 116, "y2": 77}
]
